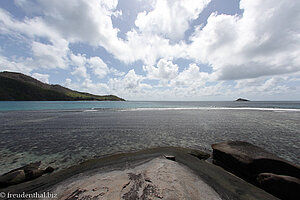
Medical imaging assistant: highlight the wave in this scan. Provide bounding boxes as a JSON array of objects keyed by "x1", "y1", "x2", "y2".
[{"x1": 119, "y1": 107, "x2": 300, "y2": 112}]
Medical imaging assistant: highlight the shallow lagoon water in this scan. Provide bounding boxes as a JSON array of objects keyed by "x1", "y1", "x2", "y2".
[
  {"x1": 1, "y1": 100, "x2": 300, "y2": 111},
  {"x1": 0, "y1": 103, "x2": 299, "y2": 174}
]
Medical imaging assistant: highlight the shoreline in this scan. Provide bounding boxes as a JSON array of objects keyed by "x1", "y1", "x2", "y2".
[
  {"x1": 1, "y1": 147, "x2": 277, "y2": 200},
  {"x1": 1, "y1": 106, "x2": 300, "y2": 112}
]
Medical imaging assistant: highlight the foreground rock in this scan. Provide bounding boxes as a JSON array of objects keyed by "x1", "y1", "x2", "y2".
[
  {"x1": 212, "y1": 141, "x2": 300, "y2": 199},
  {"x1": 52, "y1": 157, "x2": 222, "y2": 200},
  {"x1": 2, "y1": 147, "x2": 277, "y2": 200},
  {"x1": 257, "y1": 173, "x2": 300, "y2": 200},
  {"x1": 0, "y1": 161, "x2": 54, "y2": 188}
]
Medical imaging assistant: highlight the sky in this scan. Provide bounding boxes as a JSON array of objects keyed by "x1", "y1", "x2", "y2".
[{"x1": 0, "y1": 0, "x2": 300, "y2": 101}]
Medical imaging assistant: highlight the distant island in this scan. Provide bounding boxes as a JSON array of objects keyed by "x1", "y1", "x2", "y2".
[
  {"x1": 0, "y1": 71, "x2": 125, "y2": 101},
  {"x1": 236, "y1": 98, "x2": 250, "y2": 101}
]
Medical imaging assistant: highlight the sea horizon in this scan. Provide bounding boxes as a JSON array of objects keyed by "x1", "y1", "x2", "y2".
[{"x1": 1, "y1": 100, "x2": 300, "y2": 111}]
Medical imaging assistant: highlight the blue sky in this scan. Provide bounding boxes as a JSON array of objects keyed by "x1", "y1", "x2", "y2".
[{"x1": 0, "y1": 0, "x2": 299, "y2": 100}]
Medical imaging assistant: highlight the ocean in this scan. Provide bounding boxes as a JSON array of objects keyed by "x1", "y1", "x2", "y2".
[{"x1": 0, "y1": 101, "x2": 299, "y2": 174}]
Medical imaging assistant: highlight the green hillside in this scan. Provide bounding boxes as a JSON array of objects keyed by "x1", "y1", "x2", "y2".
[{"x1": 0, "y1": 71, "x2": 125, "y2": 101}]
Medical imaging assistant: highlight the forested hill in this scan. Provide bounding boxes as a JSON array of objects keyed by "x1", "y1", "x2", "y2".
[{"x1": 0, "y1": 71, "x2": 125, "y2": 101}]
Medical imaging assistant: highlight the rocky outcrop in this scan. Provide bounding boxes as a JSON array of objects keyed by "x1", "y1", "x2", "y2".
[
  {"x1": 236, "y1": 98, "x2": 249, "y2": 101},
  {"x1": 1, "y1": 147, "x2": 277, "y2": 200},
  {"x1": 212, "y1": 141, "x2": 300, "y2": 199},
  {"x1": 53, "y1": 157, "x2": 222, "y2": 200},
  {"x1": 257, "y1": 173, "x2": 300, "y2": 200},
  {"x1": 0, "y1": 161, "x2": 54, "y2": 188}
]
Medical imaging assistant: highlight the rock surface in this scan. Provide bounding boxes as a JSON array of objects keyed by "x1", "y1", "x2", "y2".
[
  {"x1": 257, "y1": 173, "x2": 300, "y2": 200},
  {"x1": 0, "y1": 161, "x2": 54, "y2": 188},
  {"x1": 212, "y1": 141, "x2": 300, "y2": 199},
  {"x1": 188, "y1": 149, "x2": 210, "y2": 160},
  {"x1": 2, "y1": 147, "x2": 277, "y2": 200},
  {"x1": 52, "y1": 157, "x2": 222, "y2": 200}
]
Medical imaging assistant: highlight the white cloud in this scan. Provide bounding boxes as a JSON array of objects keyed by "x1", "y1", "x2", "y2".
[
  {"x1": 87, "y1": 57, "x2": 109, "y2": 79},
  {"x1": 1, "y1": 1, "x2": 184, "y2": 66},
  {"x1": 31, "y1": 40, "x2": 69, "y2": 69},
  {"x1": 170, "y1": 63, "x2": 209, "y2": 88},
  {"x1": 64, "y1": 78, "x2": 72, "y2": 87},
  {"x1": 15, "y1": 0, "x2": 120, "y2": 45},
  {"x1": 135, "y1": 0, "x2": 211, "y2": 40},
  {"x1": 0, "y1": 8, "x2": 61, "y2": 41},
  {"x1": 32, "y1": 72, "x2": 49, "y2": 84},
  {"x1": 143, "y1": 58, "x2": 178, "y2": 80},
  {"x1": 0, "y1": 55, "x2": 32, "y2": 74},
  {"x1": 81, "y1": 78, "x2": 109, "y2": 95},
  {"x1": 70, "y1": 54, "x2": 88, "y2": 79},
  {"x1": 71, "y1": 65, "x2": 88, "y2": 79},
  {"x1": 1, "y1": 0, "x2": 300, "y2": 100},
  {"x1": 70, "y1": 54, "x2": 110, "y2": 79},
  {"x1": 108, "y1": 69, "x2": 151, "y2": 95},
  {"x1": 63, "y1": 77, "x2": 109, "y2": 95},
  {"x1": 122, "y1": 29, "x2": 187, "y2": 65},
  {"x1": 235, "y1": 76, "x2": 289, "y2": 94},
  {"x1": 110, "y1": 68, "x2": 125, "y2": 77},
  {"x1": 188, "y1": 0, "x2": 300, "y2": 80}
]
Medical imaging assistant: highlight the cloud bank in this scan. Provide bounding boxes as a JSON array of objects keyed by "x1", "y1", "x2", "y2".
[{"x1": 0, "y1": 0, "x2": 299, "y2": 100}]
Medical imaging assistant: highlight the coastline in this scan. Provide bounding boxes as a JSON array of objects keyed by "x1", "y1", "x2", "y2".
[{"x1": 1, "y1": 147, "x2": 278, "y2": 200}]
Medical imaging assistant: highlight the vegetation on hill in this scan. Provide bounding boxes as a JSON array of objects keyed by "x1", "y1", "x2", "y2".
[{"x1": 0, "y1": 71, "x2": 125, "y2": 101}]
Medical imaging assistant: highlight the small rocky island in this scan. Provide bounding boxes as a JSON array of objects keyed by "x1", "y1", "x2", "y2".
[{"x1": 236, "y1": 98, "x2": 250, "y2": 101}]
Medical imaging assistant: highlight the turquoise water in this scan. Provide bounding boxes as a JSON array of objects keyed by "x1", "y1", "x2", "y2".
[
  {"x1": 0, "y1": 101, "x2": 299, "y2": 174},
  {"x1": 0, "y1": 101, "x2": 300, "y2": 111}
]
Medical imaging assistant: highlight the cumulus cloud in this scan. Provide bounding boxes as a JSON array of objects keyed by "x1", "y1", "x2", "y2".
[
  {"x1": 70, "y1": 54, "x2": 88, "y2": 79},
  {"x1": 108, "y1": 69, "x2": 151, "y2": 93},
  {"x1": 235, "y1": 76, "x2": 289, "y2": 94},
  {"x1": 31, "y1": 40, "x2": 69, "y2": 69},
  {"x1": 135, "y1": 0, "x2": 211, "y2": 40},
  {"x1": 0, "y1": 55, "x2": 32, "y2": 74},
  {"x1": 81, "y1": 78, "x2": 109, "y2": 95},
  {"x1": 63, "y1": 77, "x2": 109, "y2": 95},
  {"x1": 143, "y1": 58, "x2": 178, "y2": 80},
  {"x1": 64, "y1": 78, "x2": 72, "y2": 87},
  {"x1": 70, "y1": 53, "x2": 111, "y2": 79},
  {"x1": 188, "y1": 0, "x2": 300, "y2": 80},
  {"x1": 32, "y1": 72, "x2": 49, "y2": 84},
  {"x1": 87, "y1": 57, "x2": 109, "y2": 79},
  {"x1": 0, "y1": 0, "x2": 299, "y2": 100},
  {"x1": 13, "y1": 0, "x2": 120, "y2": 44},
  {"x1": 110, "y1": 68, "x2": 125, "y2": 77},
  {"x1": 170, "y1": 63, "x2": 209, "y2": 88}
]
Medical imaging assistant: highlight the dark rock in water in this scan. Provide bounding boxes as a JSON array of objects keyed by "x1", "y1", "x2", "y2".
[
  {"x1": 188, "y1": 150, "x2": 210, "y2": 160},
  {"x1": 236, "y1": 98, "x2": 249, "y2": 101},
  {"x1": 0, "y1": 170, "x2": 25, "y2": 187},
  {"x1": 0, "y1": 161, "x2": 55, "y2": 188},
  {"x1": 44, "y1": 166, "x2": 55, "y2": 173},
  {"x1": 257, "y1": 173, "x2": 300, "y2": 200},
  {"x1": 212, "y1": 141, "x2": 300, "y2": 199}
]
